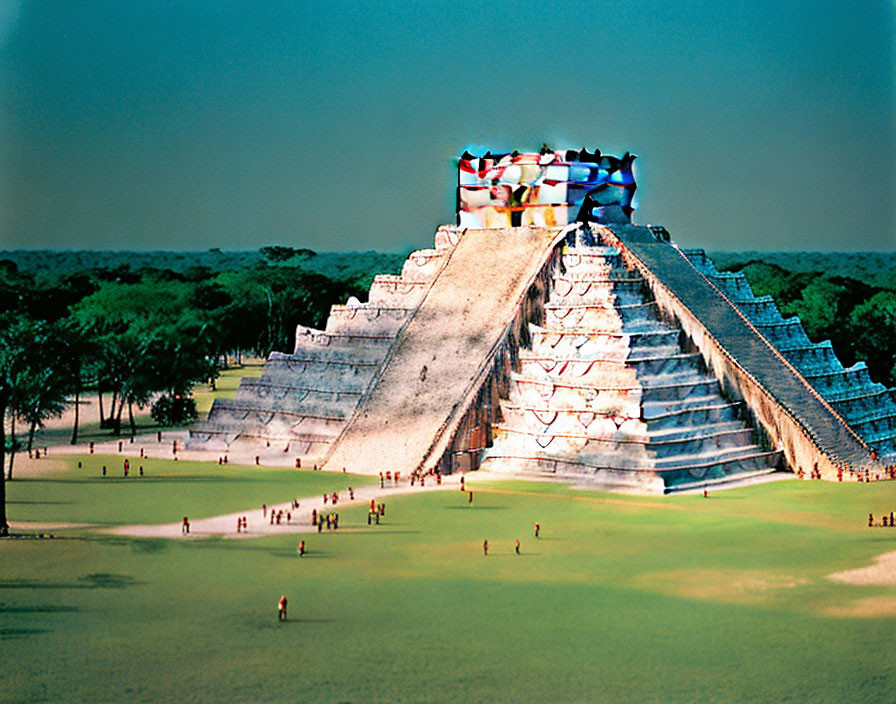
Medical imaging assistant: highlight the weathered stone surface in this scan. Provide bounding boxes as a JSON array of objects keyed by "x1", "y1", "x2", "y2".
[{"x1": 322, "y1": 226, "x2": 569, "y2": 475}]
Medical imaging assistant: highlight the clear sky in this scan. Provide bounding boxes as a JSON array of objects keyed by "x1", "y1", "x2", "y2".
[{"x1": 1, "y1": 1, "x2": 893, "y2": 252}]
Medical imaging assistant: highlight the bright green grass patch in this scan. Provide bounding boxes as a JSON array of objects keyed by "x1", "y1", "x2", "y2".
[
  {"x1": 7, "y1": 455, "x2": 376, "y2": 526},
  {"x1": 4, "y1": 475, "x2": 896, "y2": 703},
  {"x1": 193, "y1": 362, "x2": 265, "y2": 415}
]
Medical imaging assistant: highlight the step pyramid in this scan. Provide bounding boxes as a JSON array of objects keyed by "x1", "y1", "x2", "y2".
[
  {"x1": 189, "y1": 147, "x2": 890, "y2": 489},
  {"x1": 481, "y1": 236, "x2": 781, "y2": 493}
]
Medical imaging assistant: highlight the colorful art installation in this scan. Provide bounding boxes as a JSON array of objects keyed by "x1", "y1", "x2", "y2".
[{"x1": 457, "y1": 148, "x2": 636, "y2": 229}]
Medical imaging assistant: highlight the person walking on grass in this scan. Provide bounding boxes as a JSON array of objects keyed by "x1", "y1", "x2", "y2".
[
  {"x1": 278, "y1": 595, "x2": 287, "y2": 621},
  {"x1": 515, "y1": 539, "x2": 520, "y2": 555},
  {"x1": 483, "y1": 539, "x2": 488, "y2": 556}
]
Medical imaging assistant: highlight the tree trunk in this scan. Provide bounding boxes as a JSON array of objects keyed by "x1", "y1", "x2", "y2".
[
  {"x1": 98, "y1": 388, "x2": 107, "y2": 429},
  {"x1": 113, "y1": 397, "x2": 124, "y2": 436},
  {"x1": 0, "y1": 396, "x2": 9, "y2": 536},
  {"x1": 70, "y1": 376, "x2": 80, "y2": 445},
  {"x1": 128, "y1": 401, "x2": 135, "y2": 437},
  {"x1": 7, "y1": 412, "x2": 16, "y2": 480},
  {"x1": 27, "y1": 418, "x2": 37, "y2": 452}
]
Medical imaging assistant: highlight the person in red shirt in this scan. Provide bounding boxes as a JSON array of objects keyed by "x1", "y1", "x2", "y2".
[{"x1": 278, "y1": 595, "x2": 287, "y2": 621}]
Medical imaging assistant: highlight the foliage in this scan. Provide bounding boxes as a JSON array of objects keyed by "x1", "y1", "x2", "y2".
[
  {"x1": 850, "y1": 291, "x2": 896, "y2": 385},
  {"x1": 150, "y1": 395, "x2": 198, "y2": 426}
]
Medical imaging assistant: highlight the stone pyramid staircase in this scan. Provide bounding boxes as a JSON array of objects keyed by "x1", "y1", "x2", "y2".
[
  {"x1": 482, "y1": 238, "x2": 782, "y2": 492},
  {"x1": 188, "y1": 227, "x2": 462, "y2": 455},
  {"x1": 682, "y1": 250, "x2": 896, "y2": 462}
]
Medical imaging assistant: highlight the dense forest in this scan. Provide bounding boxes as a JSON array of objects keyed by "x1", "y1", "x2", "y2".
[{"x1": 0, "y1": 248, "x2": 406, "y2": 501}]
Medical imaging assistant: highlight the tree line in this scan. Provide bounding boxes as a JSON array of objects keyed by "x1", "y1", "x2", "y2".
[{"x1": 0, "y1": 247, "x2": 387, "y2": 534}]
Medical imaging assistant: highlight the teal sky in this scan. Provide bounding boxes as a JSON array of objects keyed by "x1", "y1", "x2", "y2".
[{"x1": 1, "y1": 1, "x2": 894, "y2": 252}]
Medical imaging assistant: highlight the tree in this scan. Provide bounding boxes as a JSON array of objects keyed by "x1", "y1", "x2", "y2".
[
  {"x1": 71, "y1": 279, "x2": 221, "y2": 435},
  {"x1": 0, "y1": 314, "x2": 43, "y2": 534},
  {"x1": 850, "y1": 291, "x2": 896, "y2": 387}
]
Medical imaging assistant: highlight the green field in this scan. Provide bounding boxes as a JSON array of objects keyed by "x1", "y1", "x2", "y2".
[{"x1": 3, "y1": 461, "x2": 896, "y2": 703}]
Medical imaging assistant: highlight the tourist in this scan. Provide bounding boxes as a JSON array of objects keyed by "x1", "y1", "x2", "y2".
[
  {"x1": 534, "y1": 523, "x2": 540, "y2": 538},
  {"x1": 102, "y1": 465, "x2": 107, "y2": 477},
  {"x1": 483, "y1": 539, "x2": 488, "y2": 556},
  {"x1": 311, "y1": 508, "x2": 317, "y2": 525},
  {"x1": 515, "y1": 539, "x2": 520, "y2": 555},
  {"x1": 299, "y1": 540, "x2": 305, "y2": 557},
  {"x1": 379, "y1": 471, "x2": 384, "y2": 488},
  {"x1": 237, "y1": 517, "x2": 242, "y2": 533},
  {"x1": 348, "y1": 487, "x2": 354, "y2": 500},
  {"x1": 182, "y1": 517, "x2": 190, "y2": 534},
  {"x1": 270, "y1": 511, "x2": 274, "y2": 525},
  {"x1": 869, "y1": 513, "x2": 874, "y2": 527},
  {"x1": 263, "y1": 504, "x2": 267, "y2": 517},
  {"x1": 317, "y1": 516, "x2": 323, "y2": 533},
  {"x1": 139, "y1": 466, "x2": 143, "y2": 476},
  {"x1": 468, "y1": 490, "x2": 473, "y2": 504},
  {"x1": 278, "y1": 595, "x2": 287, "y2": 622}
]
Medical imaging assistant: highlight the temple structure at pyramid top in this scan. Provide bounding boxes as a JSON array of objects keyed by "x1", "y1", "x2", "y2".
[{"x1": 190, "y1": 147, "x2": 895, "y2": 491}]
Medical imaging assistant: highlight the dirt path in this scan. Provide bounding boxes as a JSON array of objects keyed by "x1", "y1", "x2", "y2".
[{"x1": 109, "y1": 473, "x2": 469, "y2": 539}]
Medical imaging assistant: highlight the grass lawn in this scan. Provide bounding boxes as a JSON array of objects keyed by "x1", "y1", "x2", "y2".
[{"x1": 3, "y1": 465, "x2": 896, "y2": 703}]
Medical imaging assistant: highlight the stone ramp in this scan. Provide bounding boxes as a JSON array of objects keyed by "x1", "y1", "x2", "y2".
[
  {"x1": 323, "y1": 226, "x2": 568, "y2": 475},
  {"x1": 608, "y1": 224, "x2": 871, "y2": 469}
]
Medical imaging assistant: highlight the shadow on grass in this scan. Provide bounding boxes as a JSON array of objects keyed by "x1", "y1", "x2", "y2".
[
  {"x1": 7, "y1": 499, "x2": 73, "y2": 505},
  {"x1": 0, "y1": 573, "x2": 142, "y2": 590},
  {"x1": 268, "y1": 549, "x2": 335, "y2": 560},
  {"x1": 1, "y1": 628, "x2": 50, "y2": 640},
  {"x1": 0, "y1": 605, "x2": 79, "y2": 613}
]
